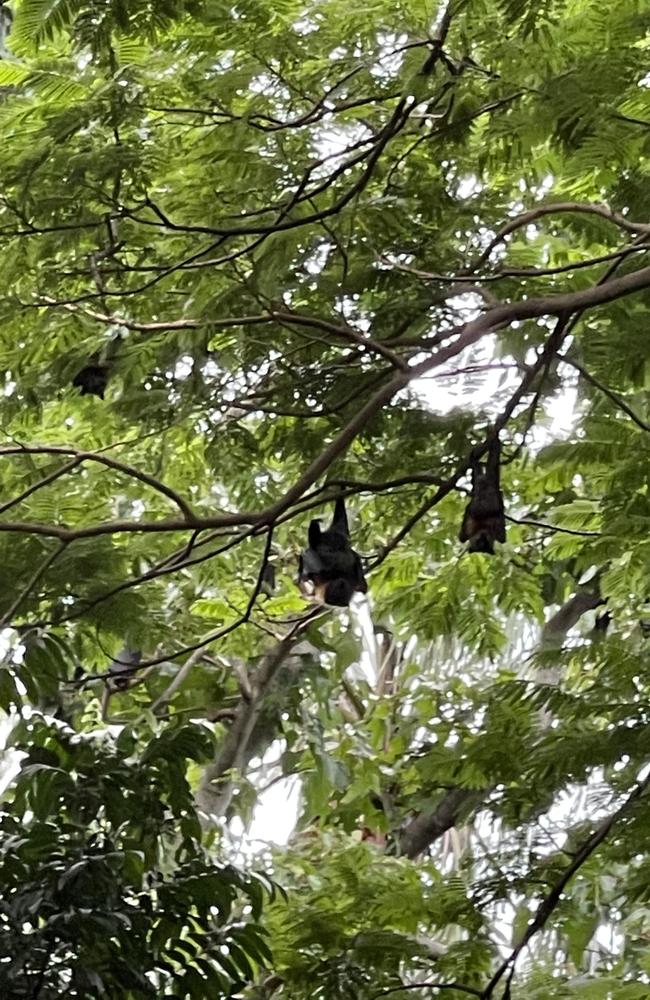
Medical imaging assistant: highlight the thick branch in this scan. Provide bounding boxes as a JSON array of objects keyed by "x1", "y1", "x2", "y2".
[
  {"x1": 399, "y1": 788, "x2": 485, "y2": 859},
  {"x1": 540, "y1": 589, "x2": 603, "y2": 649},
  {"x1": 196, "y1": 631, "x2": 306, "y2": 820}
]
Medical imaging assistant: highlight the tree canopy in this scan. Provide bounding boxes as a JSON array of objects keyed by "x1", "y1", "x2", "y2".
[{"x1": 1, "y1": 0, "x2": 650, "y2": 997}]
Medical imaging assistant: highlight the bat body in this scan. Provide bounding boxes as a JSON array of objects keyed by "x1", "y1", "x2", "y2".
[
  {"x1": 459, "y1": 437, "x2": 506, "y2": 554},
  {"x1": 72, "y1": 363, "x2": 110, "y2": 399},
  {"x1": 298, "y1": 497, "x2": 367, "y2": 606}
]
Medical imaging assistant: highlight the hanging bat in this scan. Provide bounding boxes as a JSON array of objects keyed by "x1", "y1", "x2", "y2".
[
  {"x1": 71, "y1": 334, "x2": 123, "y2": 399},
  {"x1": 459, "y1": 435, "x2": 506, "y2": 554},
  {"x1": 72, "y1": 362, "x2": 111, "y2": 399},
  {"x1": 298, "y1": 496, "x2": 367, "y2": 606}
]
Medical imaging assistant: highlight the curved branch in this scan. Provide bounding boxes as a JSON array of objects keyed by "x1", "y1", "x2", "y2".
[
  {"x1": 0, "y1": 445, "x2": 195, "y2": 521},
  {"x1": 41, "y1": 298, "x2": 408, "y2": 367},
  {"x1": 0, "y1": 457, "x2": 82, "y2": 516},
  {"x1": 474, "y1": 202, "x2": 650, "y2": 269}
]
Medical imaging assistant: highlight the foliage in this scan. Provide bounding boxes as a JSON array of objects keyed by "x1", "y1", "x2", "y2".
[
  {"x1": 0, "y1": 0, "x2": 648, "y2": 996},
  {"x1": 0, "y1": 715, "x2": 273, "y2": 998}
]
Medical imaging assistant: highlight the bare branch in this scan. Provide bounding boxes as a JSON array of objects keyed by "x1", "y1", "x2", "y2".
[
  {"x1": 196, "y1": 619, "x2": 315, "y2": 820},
  {"x1": 0, "y1": 457, "x2": 83, "y2": 516},
  {"x1": 399, "y1": 788, "x2": 485, "y2": 859},
  {"x1": 150, "y1": 646, "x2": 205, "y2": 715}
]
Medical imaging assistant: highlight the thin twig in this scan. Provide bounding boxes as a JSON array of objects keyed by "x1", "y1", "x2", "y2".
[
  {"x1": 482, "y1": 766, "x2": 650, "y2": 998},
  {"x1": 562, "y1": 355, "x2": 650, "y2": 433},
  {"x1": 150, "y1": 646, "x2": 205, "y2": 714},
  {"x1": 0, "y1": 540, "x2": 67, "y2": 626},
  {"x1": 373, "y1": 982, "x2": 482, "y2": 998}
]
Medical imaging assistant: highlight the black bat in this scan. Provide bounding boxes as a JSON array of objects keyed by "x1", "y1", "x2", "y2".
[
  {"x1": 459, "y1": 436, "x2": 506, "y2": 554},
  {"x1": 298, "y1": 497, "x2": 367, "y2": 606},
  {"x1": 72, "y1": 362, "x2": 110, "y2": 399},
  {"x1": 72, "y1": 334, "x2": 123, "y2": 399}
]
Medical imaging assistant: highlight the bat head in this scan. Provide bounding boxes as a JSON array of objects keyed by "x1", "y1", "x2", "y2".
[
  {"x1": 323, "y1": 577, "x2": 355, "y2": 607},
  {"x1": 468, "y1": 530, "x2": 495, "y2": 554}
]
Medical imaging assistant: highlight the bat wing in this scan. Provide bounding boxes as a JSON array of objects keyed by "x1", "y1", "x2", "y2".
[
  {"x1": 353, "y1": 552, "x2": 367, "y2": 593},
  {"x1": 298, "y1": 546, "x2": 325, "y2": 580},
  {"x1": 308, "y1": 519, "x2": 322, "y2": 548},
  {"x1": 459, "y1": 506, "x2": 475, "y2": 543}
]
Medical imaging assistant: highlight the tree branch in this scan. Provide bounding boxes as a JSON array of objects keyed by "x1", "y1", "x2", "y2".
[
  {"x1": 473, "y1": 202, "x2": 650, "y2": 270},
  {"x1": 482, "y1": 766, "x2": 650, "y2": 997},
  {"x1": 399, "y1": 788, "x2": 486, "y2": 859}
]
